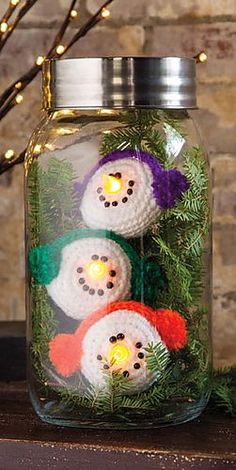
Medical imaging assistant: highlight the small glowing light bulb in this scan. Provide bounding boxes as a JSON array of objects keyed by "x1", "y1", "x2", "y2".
[
  {"x1": 0, "y1": 22, "x2": 8, "y2": 33},
  {"x1": 103, "y1": 174, "x2": 122, "y2": 195},
  {"x1": 56, "y1": 44, "x2": 65, "y2": 55},
  {"x1": 15, "y1": 94, "x2": 23, "y2": 104},
  {"x1": 109, "y1": 344, "x2": 130, "y2": 366},
  {"x1": 70, "y1": 9, "x2": 78, "y2": 18},
  {"x1": 195, "y1": 50, "x2": 208, "y2": 64},
  {"x1": 4, "y1": 149, "x2": 15, "y2": 160},
  {"x1": 15, "y1": 81, "x2": 22, "y2": 89},
  {"x1": 101, "y1": 7, "x2": 110, "y2": 19},
  {"x1": 36, "y1": 55, "x2": 44, "y2": 66},
  {"x1": 33, "y1": 144, "x2": 42, "y2": 154},
  {"x1": 11, "y1": 0, "x2": 20, "y2": 5},
  {"x1": 86, "y1": 260, "x2": 107, "y2": 281}
]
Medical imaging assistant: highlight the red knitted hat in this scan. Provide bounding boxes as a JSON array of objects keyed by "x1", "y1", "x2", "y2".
[{"x1": 49, "y1": 301, "x2": 187, "y2": 379}]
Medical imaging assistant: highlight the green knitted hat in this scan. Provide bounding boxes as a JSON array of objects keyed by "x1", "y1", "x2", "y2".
[{"x1": 29, "y1": 228, "x2": 164, "y2": 320}]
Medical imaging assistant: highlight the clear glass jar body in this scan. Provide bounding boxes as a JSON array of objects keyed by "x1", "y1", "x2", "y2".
[{"x1": 25, "y1": 108, "x2": 212, "y2": 429}]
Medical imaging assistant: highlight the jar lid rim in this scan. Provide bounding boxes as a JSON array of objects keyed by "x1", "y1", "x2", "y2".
[{"x1": 43, "y1": 56, "x2": 197, "y2": 110}]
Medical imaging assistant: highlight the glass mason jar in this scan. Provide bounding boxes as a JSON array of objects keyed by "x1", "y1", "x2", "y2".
[{"x1": 25, "y1": 57, "x2": 212, "y2": 429}]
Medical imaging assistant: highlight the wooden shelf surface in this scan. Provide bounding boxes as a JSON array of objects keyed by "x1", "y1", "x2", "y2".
[{"x1": 0, "y1": 381, "x2": 235, "y2": 470}]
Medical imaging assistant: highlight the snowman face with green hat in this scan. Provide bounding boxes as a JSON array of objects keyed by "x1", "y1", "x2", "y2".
[{"x1": 29, "y1": 228, "x2": 164, "y2": 321}]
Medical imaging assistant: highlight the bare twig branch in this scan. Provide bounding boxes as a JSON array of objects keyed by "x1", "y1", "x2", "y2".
[
  {"x1": 0, "y1": 0, "x2": 39, "y2": 52},
  {"x1": 0, "y1": 0, "x2": 115, "y2": 175}
]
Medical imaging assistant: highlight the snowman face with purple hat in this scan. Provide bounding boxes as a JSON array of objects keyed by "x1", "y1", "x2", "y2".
[{"x1": 79, "y1": 150, "x2": 189, "y2": 238}]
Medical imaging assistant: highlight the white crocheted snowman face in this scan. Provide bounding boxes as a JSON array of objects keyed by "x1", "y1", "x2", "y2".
[
  {"x1": 81, "y1": 309, "x2": 169, "y2": 393},
  {"x1": 47, "y1": 238, "x2": 132, "y2": 320},
  {"x1": 80, "y1": 159, "x2": 160, "y2": 238}
]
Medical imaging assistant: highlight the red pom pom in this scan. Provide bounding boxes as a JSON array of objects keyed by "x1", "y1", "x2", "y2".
[
  {"x1": 154, "y1": 309, "x2": 187, "y2": 351},
  {"x1": 49, "y1": 333, "x2": 81, "y2": 377}
]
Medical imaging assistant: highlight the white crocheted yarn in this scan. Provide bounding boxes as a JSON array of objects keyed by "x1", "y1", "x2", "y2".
[
  {"x1": 80, "y1": 159, "x2": 160, "y2": 238},
  {"x1": 81, "y1": 309, "x2": 169, "y2": 394},
  {"x1": 47, "y1": 238, "x2": 132, "y2": 320}
]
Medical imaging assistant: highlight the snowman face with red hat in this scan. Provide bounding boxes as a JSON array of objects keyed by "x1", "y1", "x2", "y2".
[{"x1": 49, "y1": 301, "x2": 187, "y2": 394}]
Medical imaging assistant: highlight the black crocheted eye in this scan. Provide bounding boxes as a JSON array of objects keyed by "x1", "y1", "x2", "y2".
[
  {"x1": 109, "y1": 336, "x2": 117, "y2": 343},
  {"x1": 138, "y1": 352, "x2": 144, "y2": 359},
  {"x1": 109, "y1": 270, "x2": 116, "y2": 277},
  {"x1": 117, "y1": 333, "x2": 125, "y2": 340},
  {"x1": 133, "y1": 363, "x2": 141, "y2": 369},
  {"x1": 107, "y1": 282, "x2": 114, "y2": 289}
]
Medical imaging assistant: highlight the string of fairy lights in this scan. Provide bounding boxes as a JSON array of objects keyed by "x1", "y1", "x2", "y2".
[{"x1": 0, "y1": 0, "x2": 207, "y2": 175}]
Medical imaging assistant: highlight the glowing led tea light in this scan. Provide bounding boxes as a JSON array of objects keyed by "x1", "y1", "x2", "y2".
[
  {"x1": 86, "y1": 260, "x2": 107, "y2": 281},
  {"x1": 103, "y1": 174, "x2": 122, "y2": 195},
  {"x1": 109, "y1": 344, "x2": 130, "y2": 366}
]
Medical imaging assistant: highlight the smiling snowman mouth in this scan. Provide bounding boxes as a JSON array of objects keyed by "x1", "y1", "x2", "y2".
[
  {"x1": 48, "y1": 301, "x2": 188, "y2": 394},
  {"x1": 79, "y1": 149, "x2": 189, "y2": 238}
]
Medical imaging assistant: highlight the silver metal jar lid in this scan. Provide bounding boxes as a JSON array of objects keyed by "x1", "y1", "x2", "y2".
[{"x1": 43, "y1": 57, "x2": 197, "y2": 110}]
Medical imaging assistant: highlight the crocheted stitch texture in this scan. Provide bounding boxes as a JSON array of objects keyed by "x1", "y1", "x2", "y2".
[
  {"x1": 49, "y1": 301, "x2": 187, "y2": 392},
  {"x1": 78, "y1": 149, "x2": 189, "y2": 209},
  {"x1": 29, "y1": 228, "x2": 164, "y2": 307}
]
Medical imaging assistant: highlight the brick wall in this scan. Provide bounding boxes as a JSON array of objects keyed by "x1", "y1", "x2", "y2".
[{"x1": 0, "y1": 0, "x2": 235, "y2": 367}]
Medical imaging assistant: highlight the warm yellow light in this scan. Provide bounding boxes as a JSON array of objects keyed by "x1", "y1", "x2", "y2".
[
  {"x1": 15, "y1": 81, "x2": 22, "y2": 89},
  {"x1": 109, "y1": 344, "x2": 130, "y2": 366},
  {"x1": 11, "y1": 0, "x2": 20, "y2": 5},
  {"x1": 33, "y1": 144, "x2": 42, "y2": 154},
  {"x1": 36, "y1": 55, "x2": 44, "y2": 66},
  {"x1": 4, "y1": 149, "x2": 15, "y2": 160},
  {"x1": 15, "y1": 94, "x2": 23, "y2": 104},
  {"x1": 86, "y1": 260, "x2": 107, "y2": 281},
  {"x1": 196, "y1": 50, "x2": 208, "y2": 63},
  {"x1": 56, "y1": 44, "x2": 65, "y2": 55},
  {"x1": 101, "y1": 7, "x2": 110, "y2": 19},
  {"x1": 103, "y1": 174, "x2": 122, "y2": 195},
  {"x1": 0, "y1": 22, "x2": 8, "y2": 33},
  {"x1": 70, "y1": 9, "x2": 78, "y2": 18}
]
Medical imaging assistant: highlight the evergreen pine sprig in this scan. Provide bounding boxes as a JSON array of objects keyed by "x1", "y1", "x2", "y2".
[
  {"x1": 27, "y1": 157, "x2": 79, "y2": 246},
  {"x1": 30, "y1": 284, "x2": 58, "y2": 384},
  {"x1": 28, "y1": 108, "x2": 224, "y2": 421},
  {"x1": 145, "y1": 342, "x2": 170, "y2": 375},
  {"x1": 210, "y1": 367, "x2": 236, "y2": 416}
]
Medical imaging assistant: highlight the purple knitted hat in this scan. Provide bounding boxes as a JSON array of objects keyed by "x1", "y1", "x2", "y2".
[{"x1": 77, "y1": 149, "x2": 189, "y2": 210}]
